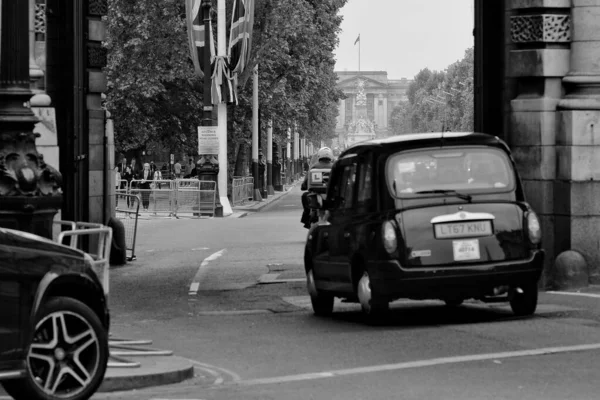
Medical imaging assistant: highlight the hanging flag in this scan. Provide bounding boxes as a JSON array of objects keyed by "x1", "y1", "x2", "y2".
[
  {"x1": 227, "y1": 0, "x2": 255, "y2": 103},
  {"x1": 354, "y1": 34, "x2": 360, "y2": 45},
  {"x1": 185, "y1": 0, "x2": 215, "y2": 79}
]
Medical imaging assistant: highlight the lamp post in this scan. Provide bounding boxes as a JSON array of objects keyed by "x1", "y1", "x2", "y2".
[
  {"x1": 0, "y1": 0, "x2": 62, "y2": 239},
  {"x1": 201, "y1": 0, "x2": 213, "y2": 128}
]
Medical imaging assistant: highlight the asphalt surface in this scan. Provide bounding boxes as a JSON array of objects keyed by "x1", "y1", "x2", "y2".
[{"x1": 91, "y1": 185, "x2": 600, "y2": 400}]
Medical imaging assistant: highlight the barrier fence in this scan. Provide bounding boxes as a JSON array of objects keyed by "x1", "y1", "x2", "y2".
[
  {"x1": 231, "y1": 176, "x2": 254, "y2": 206},
  {"x1": 117, "y1": 178, "x2": 217, "y2": 218},
  {"x1": 115, "y1": 194, "x2": 140, "y2": 261}
]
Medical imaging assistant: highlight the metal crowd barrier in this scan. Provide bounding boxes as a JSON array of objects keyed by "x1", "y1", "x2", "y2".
[
  {"x1": 231, "y1": 176, "x2": 254, "y2": 206},
  {"x1": 119, "y1": 178, "x2": 217, "y2": 218},
  {"x1": 115, "y1": 194, "x2": 140, "y2": 261},
  {"x1": 54, "y1": 220, "x2": 112, "y2": 296},
  {"x1": 175, "y1": 179, "x2": 217, "y2": 217}
]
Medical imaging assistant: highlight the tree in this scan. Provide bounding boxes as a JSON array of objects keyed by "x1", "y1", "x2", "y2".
[
  {"x1": 104, "y1": 0, "x2": 203, "y2": 156},
  {"x1": 391, "y1": 47, "x2": 474, "y2": 135},
  {"x1": 105, "y1": 0, "x2": 346, "y2": 170}
]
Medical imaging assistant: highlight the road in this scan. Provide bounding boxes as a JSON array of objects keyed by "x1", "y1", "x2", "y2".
[{"x1": 95, "y1": 185, "x2": 600, "y2": 400}]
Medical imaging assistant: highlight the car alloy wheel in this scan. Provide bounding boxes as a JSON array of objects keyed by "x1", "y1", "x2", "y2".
[
  {"x1": 3, "y1": 297, "x2": 109, "y2": 400},
  {"x1": 306, "y1": 269, "x2": 334, "y2": 316},
  {"x1": 357, "y1": 272, "x2": 388, "y2": 316}
]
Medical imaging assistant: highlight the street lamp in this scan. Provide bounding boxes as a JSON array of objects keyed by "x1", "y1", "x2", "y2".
[
  {"x1": 201, "y1": 0, "x2": 213, "y2": 127},
  {"x1": 0, "y1": 1, "x2": 62, "y2": 238}
]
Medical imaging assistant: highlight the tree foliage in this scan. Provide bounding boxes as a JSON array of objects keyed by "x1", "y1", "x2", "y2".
[
  {"x1": 104, "y1": 0, "x2": 203, "y2": 155},
  {"x1": 105, "y1": 0, "x2": 346, "y2": 162},
  {"x1": 391, "y1": 47, "x2": 474, "y2": 134}
]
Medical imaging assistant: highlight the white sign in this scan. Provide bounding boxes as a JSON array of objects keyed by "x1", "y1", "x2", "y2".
[
  {"x1": 198, "y1": 126, "x2": 219, "y2": 155},
  {"x1": 452, "y1": 239, "x2": 481, "y2": 261}
]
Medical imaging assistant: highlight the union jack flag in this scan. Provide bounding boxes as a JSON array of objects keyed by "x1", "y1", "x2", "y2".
[
  {"x1": 185, "y1": 0, "x2": 215, "y2": 79},
  {"x1": 185, "y1": 0, "x2": 254, "y2": 105}
]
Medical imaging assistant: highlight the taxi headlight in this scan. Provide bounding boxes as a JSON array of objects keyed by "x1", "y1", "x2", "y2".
[{"x1": 382, "y1": 220, "x2": 398, "y2": 254}]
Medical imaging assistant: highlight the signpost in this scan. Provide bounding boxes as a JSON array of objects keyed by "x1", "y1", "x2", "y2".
[{"x1": 198, "y1": 126, "x2": 219, "y2": 155}]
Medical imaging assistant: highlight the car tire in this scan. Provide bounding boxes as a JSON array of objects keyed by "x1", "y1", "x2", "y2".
[
  {"x1": 2, "y1": 297, "x2": 109, "y2": 400},
  {"x1": 357, "y1": 271, "x2": 388, "y2": 319},
  {"x1": 509, "y1": 282, "x2": 538, "y2": 316},
  {"x1": 306, "y1": 269, "x2": 334, "y2": 316}
]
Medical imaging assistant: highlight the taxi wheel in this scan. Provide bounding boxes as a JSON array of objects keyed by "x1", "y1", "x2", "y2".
[
  {"x1": 357, "y1": 272, "x2": 388, "y2": 317},
  {"x1": 509, "y1": 282, "x2": 538, "y2": 316},
  {"x1": 306, "y1": 269, "x2": 334, "y2": 316}
]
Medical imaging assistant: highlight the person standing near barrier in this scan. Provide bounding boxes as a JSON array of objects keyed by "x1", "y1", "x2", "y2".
[
  {"x1": 139, "y1": 163, "x2": 153, "y2": 210},
  {"x1": 115, "y1": 166, "x2": 121, "y2": 208},
  {"x1": 174, "y1": 160, "x2": 182, "y2": 179},
  {"x1": 153, "y1": 168, "x2": 163, "y2": 189}
]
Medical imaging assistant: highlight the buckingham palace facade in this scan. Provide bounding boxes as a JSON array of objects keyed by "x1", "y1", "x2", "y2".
[{"x1": 335, "y1": 71, "x2": 412, "y2": 149}]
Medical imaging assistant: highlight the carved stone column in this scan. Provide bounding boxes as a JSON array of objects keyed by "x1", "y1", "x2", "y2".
[
  {"x1": 508, "y1": 0, "x2": 572, "y2": 288},
  {"x1": 554, "y1": 0, "x2": 600, "y2": 286},
  {"x1": 0, "y1": 0, "x2": 62, "y2": 239},
  {"x1": 87, "y1": 0, "x2": 111, "y2": 223}
]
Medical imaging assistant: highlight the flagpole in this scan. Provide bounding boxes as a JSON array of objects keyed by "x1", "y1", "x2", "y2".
[
  {"x1": 217, "y1": 0, "x2": 232, "y2": 215},
  {"x1": 202, "y1": 0, "x2": 212, "y2": 126}
]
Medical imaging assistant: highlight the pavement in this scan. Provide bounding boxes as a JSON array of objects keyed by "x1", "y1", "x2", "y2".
[
  {"x1": 100, "y1": 179, "x2": 301, "y2": 393},
  {"x1": 229, "y1": 182, "x2": 300, "y2": 218}
]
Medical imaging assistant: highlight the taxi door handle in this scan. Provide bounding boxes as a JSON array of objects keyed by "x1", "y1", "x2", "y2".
[{"x1": 344, "y1": 232, "x2": 350, "y2": 238}]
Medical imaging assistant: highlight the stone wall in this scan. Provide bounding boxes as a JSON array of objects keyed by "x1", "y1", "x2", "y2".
[{"x1": 87, "y1": 0, "x2": 113, "y2": 223}]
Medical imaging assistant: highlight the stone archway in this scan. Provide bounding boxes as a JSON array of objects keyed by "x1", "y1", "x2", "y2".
[{"x1": 475, "y1": 0, "x2": 600, "y2": 288}]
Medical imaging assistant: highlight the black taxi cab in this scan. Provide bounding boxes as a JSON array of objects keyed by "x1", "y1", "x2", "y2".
[{"x1": 304, "y1": 132, "x2": 544, "y2": 319}]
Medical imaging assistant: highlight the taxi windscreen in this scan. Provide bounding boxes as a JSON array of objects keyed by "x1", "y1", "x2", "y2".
[{"x1": 386, "y1": 146, "x2": 515, "y2": 197}]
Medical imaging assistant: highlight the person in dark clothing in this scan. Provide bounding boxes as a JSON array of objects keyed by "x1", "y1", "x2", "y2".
[
  {"x1": 300, "y1": 147, "x2": 334, "y2": 228},
  {"x1": 139, "y1": 162, "x2": 153, "y2": 210}
]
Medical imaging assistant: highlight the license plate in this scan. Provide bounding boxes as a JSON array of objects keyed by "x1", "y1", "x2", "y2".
[
  {"x1": 434, "y1": 220, "x2": 492, "y2": 239},
  {"x1": 452, "y1": 239, "x2": 480, "y2": 261}
]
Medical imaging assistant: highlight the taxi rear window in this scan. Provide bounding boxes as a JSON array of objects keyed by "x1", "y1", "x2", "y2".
[{"x1": 386, "y1": 146, "x2": 515, "y2": 198}]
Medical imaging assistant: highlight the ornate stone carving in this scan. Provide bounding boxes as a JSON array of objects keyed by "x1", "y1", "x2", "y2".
[
  {"x1": 355, "y1": 78, "x2": 367, "y2": 106},
  {"x1": 511, "y1": 14, "x2": 570, "y2": 43},
  {"x1": 34, "y1": 3, "x2": 46, "y2": 35},
  {"x1": 0, "y1": 132, "x2": 62, "y2": 197},
  {"x1": 347, "y1": 116, "x2": 375, "y2": 134},
  {"x1": 89, "y1": 0, "x2": 108, "y2": 16}
]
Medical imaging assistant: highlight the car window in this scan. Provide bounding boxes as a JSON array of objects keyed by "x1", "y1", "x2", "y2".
[
  {"x1": 329, "y1": 163, "x2": 357, "y2": 210},
  {"x1": 341, "y1": 164, "x2": 357, "y2": 209},
  {"x1": 357, "y1": 160, "x2": 373, "y2": 205},
  {"x1": 386, "y1": 147, "x2": 515, "y2": 198}
]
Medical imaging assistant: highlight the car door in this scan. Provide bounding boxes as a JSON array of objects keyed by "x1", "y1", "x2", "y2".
[
  {"x1": 0, "y1": 231, "x2": 22, "y2": 367},
  {"x1": 327, "y1": 159, "x2": 358, "y2": 292}
]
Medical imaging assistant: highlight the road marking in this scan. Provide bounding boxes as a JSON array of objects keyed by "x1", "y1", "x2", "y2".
[
  {"x1": 192, "y1": 247, "x2": 210, "y2": 251},
  {"x1": 234, "y1": 343, "x2": 600, "y2": 386},
  {"x1": 547, "y1": 291, "x2": 600, "y2": 299},
  {"x1": 188, "y1": 249, "x2": 226, "y2": 295}
]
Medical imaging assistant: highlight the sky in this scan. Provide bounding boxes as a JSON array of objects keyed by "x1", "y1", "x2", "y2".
[{"x1": 334, "y1": 0, "x2": 474, "y2": 80}]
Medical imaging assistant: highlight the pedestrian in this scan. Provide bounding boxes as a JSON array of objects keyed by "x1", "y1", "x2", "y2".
[
  {"x1": 139, "y1": 163, "x2": 153, "y2": 210},
  {"x1": 153, "y1": 167, "x2": 163, "y2": 189},
  {"x1": 115, "y1": 166, "x2": 121, "y2": 208},
  {"x1": 174, "y1": 160, "x2": 182, "y2": 179}
]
